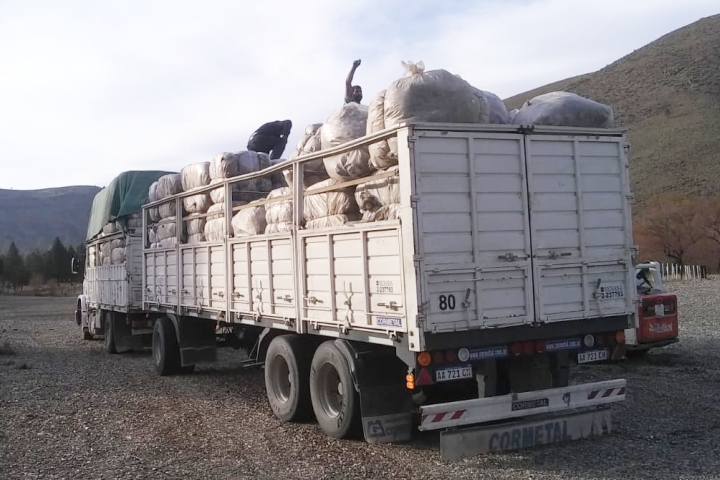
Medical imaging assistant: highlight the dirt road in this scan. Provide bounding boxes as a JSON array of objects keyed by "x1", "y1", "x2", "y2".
[{"x1": 1, "y1": 281, "x2": 719, "y2": 479}]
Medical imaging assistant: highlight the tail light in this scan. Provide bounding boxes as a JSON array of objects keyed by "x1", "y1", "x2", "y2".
[
  {"x1": 432, "y1": 351, "x2": 444, "y2": 364},
  {"x1": 405, "y1": 373, "x2": 415, "y2": 390},
  {"x1": 417, "y1": 351, "x2": 432, "y2": 367},
  {"x1": 445, "y1": 350, "x2": 457, "y2": 363},
  {"x1": 510, "y1": 342, "x2": 523, "y2": 356},
  {"x1": 534, "y1": 340, "x2": 546, "y2": 353},
  {"x1": 416, "y1": 368, "x2": 432, "y2": 385}
]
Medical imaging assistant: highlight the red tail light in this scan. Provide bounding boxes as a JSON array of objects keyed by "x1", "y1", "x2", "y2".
[
  {"x1": 535, "y1": 340, "x2": 546, "y2": 353},
  {"x1": 445, "y1": 350, "x2": 457, "y2": 363},
  {"x1": 432, "y1": 351, "x2": 444, "y2": 364},
  {"x1": 510, "y1": 342, "x2": 523, "y2": 356}
]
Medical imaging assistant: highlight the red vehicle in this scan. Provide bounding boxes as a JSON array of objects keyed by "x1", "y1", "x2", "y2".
[{"x1": 627, "y1": 262, "x2": 680, "y2": 355}]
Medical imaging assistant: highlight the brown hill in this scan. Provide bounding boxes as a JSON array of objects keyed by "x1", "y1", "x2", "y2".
[{"x1": 504, "y1": 14, "x2": 720, "y2": 205}]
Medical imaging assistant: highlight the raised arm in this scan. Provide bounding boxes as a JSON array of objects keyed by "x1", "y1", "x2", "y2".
[{"x1": 345, "y1": 59, "x2": 361, "y2": 100}]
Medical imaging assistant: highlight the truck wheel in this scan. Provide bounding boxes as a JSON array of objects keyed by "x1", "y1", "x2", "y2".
[
  {"x1": 264, "y1": 335, "x2": 313, "y2": 422},
  {"x1": 103, "y1": 312, "x2": 117, "y2": 354},
  {"x1": 310, "y1": 341, "x2": 361, "y2": 439},
  {"x1": 153, "y1": 317, "x2": 180, "y2": 376},
  {"x1": 83, "y1": 330, "x2": 94, "y2": 341}
]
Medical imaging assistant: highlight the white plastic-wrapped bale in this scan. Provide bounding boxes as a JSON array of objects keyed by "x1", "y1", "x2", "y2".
[
  {"x1": 265, "y1": 223, "x2": 292, "y2": 234},
  {"x1": 150, "y1": 174, "x2": 183, "y2": 219},
  {"x1": 102, "y1": 222, "x2": 118, "y2": 235},
  {"x1": 368, "y1": 61, "x2": 487, "y2": 169},
  {"x1": 265, "y1": 155, "x2": 287, "y2": 190},
  {"x1": 110, "y1": 238, "x2": 125, "y2": 249},
  {"x1": 508, "y1": 108, "x2": 520, "y2": 123},
  {"x1": 158, "y1": 237, "x2": 178, "y2": 248},
  {"x1": 209, "y1": 151, "x2": 273, "y2": 204},
  {"x1": 306, "y1": 214, "x2": 359, "y2": 230},
  {"x1": 231, "y1": 202, "x2": 267, "y2": 237},
  {"x1": 355, "y1": 166, "x2": 401, "y2": 222},
  {"x1": 304, "y1": 178, "x2": 359, "y2": 222},
  {"x1": 204, "y1": 202, "x2": 246, "y2": 242},
  {"x1": 111, "y1": 247, "x2": 126, "y2": 265},
  {"x1": 185, "y1": 214, "x2": 206, "y2": 243},
  {"x1": 321, "y1": 103, "x2": 374, "y2": 181},
  {"x1": 115, "y1": 213, "x2": 143, "y2": 231},
  {"x1": 100, "y1": 242, "x2": 112, "y2": 264},
  {"x1": 475, "y1": 89, "x2": 510, "y2": 124},
  {"x1": 186, "y1": 233, "x2": 205, "y2": 244},
  {"x1": 154, "y1": 217, "x2": 181, "y2": 243},
  {"x1": 265, "y1": 187, "x2": 293, "y2": 226},
  {"x1": 511, "y1": 91, "x2": 614, "y2": 128},
  {"x1": 181, "y1": 162, "x2": 212, "y2": 213},
  {"x1": 283, "y1": 123, "x2": 329, "y2": 188}
]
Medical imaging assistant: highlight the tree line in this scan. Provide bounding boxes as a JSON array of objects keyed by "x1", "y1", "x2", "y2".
[
  {"x1": 0, "y1": 238, "x2": 84, "y2": 290},
  {"x1": 634, "y1": 192, "x2": 720, "y2": 271}
]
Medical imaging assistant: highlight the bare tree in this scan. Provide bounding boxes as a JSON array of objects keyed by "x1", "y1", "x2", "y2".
[{"x1": 641, "y1": 193, "x2": 706, "y2": 273}]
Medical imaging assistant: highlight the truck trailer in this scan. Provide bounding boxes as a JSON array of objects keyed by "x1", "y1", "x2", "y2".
[{"x1": 76, "y1": 122, "x2": 635, "y2": 459}]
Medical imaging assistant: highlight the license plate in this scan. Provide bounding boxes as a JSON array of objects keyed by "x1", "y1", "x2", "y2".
[
  {"x1": 436, "y1": 366, "x2": 473, "y2": 382},
  {"x1": 654, "y1": 304, "x2": 665, "y2": 317},
  {"x1": 577, "y1": 349, "x2": 609, "y2": 364}
]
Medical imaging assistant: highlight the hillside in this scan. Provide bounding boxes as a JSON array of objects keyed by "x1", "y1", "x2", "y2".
[
  {"x1": 505, "y1": 14, "x2": 720, "y2": 205},
  {"x1": 0, "y1": 186, "x2": 101, "y2": 254}
]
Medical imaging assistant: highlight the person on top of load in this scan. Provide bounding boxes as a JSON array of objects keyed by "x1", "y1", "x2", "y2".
[
  {"x1": 345, "y1": 59, "x2": 363, "y2": 104},
  {"x1": 247, "y1": 120, "x2": 293, "y2": 160}
]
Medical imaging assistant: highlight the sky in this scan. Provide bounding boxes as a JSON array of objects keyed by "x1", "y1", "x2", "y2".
[{"x1": 1, "y1": 0, "x2": 718, "y2": 191}]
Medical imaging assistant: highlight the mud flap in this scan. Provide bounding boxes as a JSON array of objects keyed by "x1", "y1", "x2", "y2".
[
  {"x1": 177, "y1": 316, "x2": 217, "y2": 367},
  {"x1": 333, "y1": 340, "x2": 414, "y2": 444},
  {"x1": 111, "y1": 313, "x2": 145, "y2": 353},
  {"x1": 440, "y1": 407, "x2": 612, "y2": 460}
]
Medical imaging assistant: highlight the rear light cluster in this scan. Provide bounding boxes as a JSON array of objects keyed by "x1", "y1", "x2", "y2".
[{"x1": 417, "y1": 350, "x2": 458, "y2": 367}]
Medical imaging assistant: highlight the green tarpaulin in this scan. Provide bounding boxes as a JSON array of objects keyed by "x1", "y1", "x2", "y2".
[{"x1": 86, "y1": 170, "x2": 176, "y2": 240}]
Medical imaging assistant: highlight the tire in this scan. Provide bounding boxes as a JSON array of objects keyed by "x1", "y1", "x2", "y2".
[
  {"x1": 310, "y1": 341, "x2": 361, "y2": 439},
  {"x1": 83, "y1": 330, "x2": 94, "y2": 341},
  {"x1": 153, "y1": 317, "x2": 180, "y2": 376},
  {"x1": 103, "y1": 312, "x2": 117, "y2": 354},
  {"x1": 264, "y1": 335, "x2": 314, "y2": 422}
]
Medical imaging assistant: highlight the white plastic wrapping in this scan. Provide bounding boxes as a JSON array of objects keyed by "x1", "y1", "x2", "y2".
[
  {"x1": 265, "y1": 223, "x2": 292, "y2": 234},
  {"x1": 203, "y1": 202, "x2": 245, "y2": 242},
  {"x1": 304, "y1": 178, "x2": 358, "y2": 221},
  {"x1": 185, "y1": 216, "x2": 206, "y2": 236},
  {"x1": 265, "y1": 187, "x2": 293, "y2": 225},
  {"x1": 321, "y1": 103, "x2": 374, "y2": 181},
  {"x1": 183, "y1": 193, "x2": 212, "y2": 214},
  {"x1": 512, "y1": 91, "x2": 614, "y2": 128},
  {"x1": 209, "y1": 151, "x2": 273, "y2": 203},
  {"x1": 181, "y1": 162, "x2": 211, "y2": 191},
  {"x1": 187, "y1": 233, "x2": 205, "y2": 244},
  {"x1": 368, "y1": 61, "x2": 486, "y2": 168},
  {"x1": 111, "y1": 247, "x2": 126, "y2": 264},
  {"x1": 305, "y1": 213, "x2": 359, "y2": 230},
  {"x1": 102, "y1": 222, "x2": 118, "y2": 235},
  {"x1": 149, "y1": 174, "x2": 183, "y2": 220},
  {"x1": 155, "y1": 217, "x2": 179, "y2": 242},
  {"x1": 284, "y1": 123, "x2": 329, "y2": 188},
  {"x1": 232, "y1": 203, "x2": 267, "y2": 237},
  {"x1": 476, "y1": 89, "x2": 510, "y2": 124},
  {"x1": 355, "y1": 167, "x2": 401, "y2": 221},
  {"x1": 110, "y1": 238, "x2": 125, "y2": 249}
]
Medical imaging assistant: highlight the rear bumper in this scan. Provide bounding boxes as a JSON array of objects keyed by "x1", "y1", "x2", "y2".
[{"x1": 419, "y1": 379, "x2": 626, "y2": 431}]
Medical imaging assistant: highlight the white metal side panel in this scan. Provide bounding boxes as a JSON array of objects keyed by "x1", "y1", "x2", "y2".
[
  {"x1": 178, "y1": 244, "x2": 224, "y2": 310},
  {"x1": 525, "y1": 135, "x2": 633, "y2": 322},
  {"x1": 229, "y1": 236, "x2": 295, "y2": 318},
  {"x1": 144, "y1": 249, "x2": 177, "y2": 306},
  {"x1": 300, "y1": 227, "x2": 407, "y2": 333},
  {"x1": 413, "y1": 132, "x2": 534, "y2": 332},
  {"x1": 127, "y1": 235, "x2": 143, "y2": 307}
]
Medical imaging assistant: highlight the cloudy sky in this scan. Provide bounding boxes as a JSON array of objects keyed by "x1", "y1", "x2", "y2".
[{"x1": 1, "y1": 0, "x2": 717, "y2": 190}]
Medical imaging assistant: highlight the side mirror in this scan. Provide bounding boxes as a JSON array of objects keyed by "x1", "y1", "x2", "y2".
[{"x1": 71, "y1": 257, "x2": 78, "y2": 275}]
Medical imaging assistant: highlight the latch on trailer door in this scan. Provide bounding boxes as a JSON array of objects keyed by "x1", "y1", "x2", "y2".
[
  {"x1": 498, "y1": 253, "x2": 529, "y2": 262},
  {"x1": 535, "y1": 250, "x2": 572, "y2": 260},
  {"x1": 377, "y1": 301, "x2": 402, "y2": 311}
]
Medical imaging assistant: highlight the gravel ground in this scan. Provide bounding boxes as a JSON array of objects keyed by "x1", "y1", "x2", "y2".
[{"x1": 1, "y1": 280, "x2": 719, "y2": 480}]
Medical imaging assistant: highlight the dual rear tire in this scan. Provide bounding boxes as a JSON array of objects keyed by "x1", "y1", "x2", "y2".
[
  {"x1": 264, "y1": 337, "x2": 360, "y2": 439},
  {"x1": 152, "y1": 317, "x2": 194, "y2": 376}
]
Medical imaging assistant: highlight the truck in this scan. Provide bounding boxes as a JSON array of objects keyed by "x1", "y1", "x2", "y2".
[
  {"x1": 626, "y1": 261, "x2": 679, "y2": 355},
  {"x1": 76, "y1": 122, "x2": 635, "y2": 460}
]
